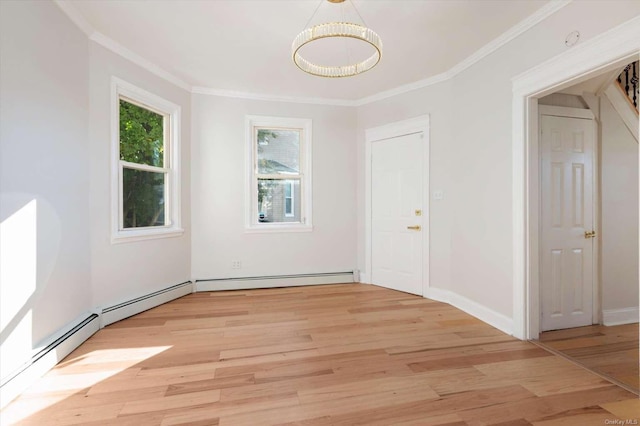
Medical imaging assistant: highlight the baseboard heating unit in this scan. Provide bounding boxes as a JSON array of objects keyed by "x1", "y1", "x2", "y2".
[
  {"x1": 195, "y1": 271, "x2": 354, "y2": 292},
  {"x1": 0, "y1": 314, "x2": 100, "y2": 409},
  {"x1": 101, "y1": 281, "x2": 193, "y2": 327}
]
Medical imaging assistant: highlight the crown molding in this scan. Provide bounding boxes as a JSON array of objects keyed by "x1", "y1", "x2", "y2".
[
  {"x1": 448, "y1": 0, "x2": 572, "y2": 78},
  {"x1": 511, "y1": 14, "x2": 640, "y2": 95},
  {"x1": 54, "y1": 0, "x2": 95, "y2": 37},
  {"x1": 353, "y1": 72, "x2": 452, "y2": 106},
  {"x1": 90, "y1": 32, "x2": 192, "y2": 92},
  {"x1": 54, "y1": 0, "x2": 191, "y2": 92},
  {"x1": 192, "y1": 87, "x2": 355, "y2": 107},
  {"x1": 54, "y1": 0, "x2": 572, "y2": 106}
]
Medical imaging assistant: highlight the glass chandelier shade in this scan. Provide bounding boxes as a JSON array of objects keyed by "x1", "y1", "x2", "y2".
[{"x1": 292, "y1": 2, "x2": 382, "y2": 78}]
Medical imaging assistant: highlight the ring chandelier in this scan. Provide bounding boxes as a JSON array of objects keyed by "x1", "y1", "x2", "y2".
[{"x1": 292, "y1": 0, "x2": 383, "y2": 78}]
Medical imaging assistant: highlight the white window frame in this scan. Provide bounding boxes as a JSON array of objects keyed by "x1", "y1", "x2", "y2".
[
  {"x1": 245, "y1": 115, "x2": 312, "y2": 233},
  {"x1": 111, "y1": 77, "x2": 182, "y2": 243},
  {"x1": 284, "y1": 180, "x2": 294, "y2": 217}
]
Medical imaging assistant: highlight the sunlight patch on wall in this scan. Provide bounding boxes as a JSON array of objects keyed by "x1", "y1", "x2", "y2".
[{"x1": 0, "y1": 199, "x2": 37, "y2": 379}]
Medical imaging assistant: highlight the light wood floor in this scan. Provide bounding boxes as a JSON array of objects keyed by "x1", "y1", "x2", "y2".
[
  {"x1": 538, "y1": 323, "x2": 640, "y2": 393},
  {"x1": 2, "y1": 284, "x2": 638, "y2": 425}
]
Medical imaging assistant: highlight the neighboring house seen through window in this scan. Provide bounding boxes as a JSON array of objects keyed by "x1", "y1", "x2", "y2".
[
  {"x1": 246, "y1": 116, "x2": 312, "y2": 232},
  {"x1": 284, "y1": 180, "x2": 294, "y2": 217},
  {"x1": 111, "y1": 78, "x2": 182, "y2": 243}
]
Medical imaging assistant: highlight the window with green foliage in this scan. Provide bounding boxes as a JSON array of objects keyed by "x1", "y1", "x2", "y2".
[
  {"x1": 119, "y1": 99, "x2": 167, "y2": 228},
  {"x1": 112, "y1": 78, "x2": 182, "y2": 242}
]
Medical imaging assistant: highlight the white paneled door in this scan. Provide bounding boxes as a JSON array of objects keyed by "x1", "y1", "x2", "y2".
[
  {"x1": 540, "y1": 113, "x2": 595, "y2": 331},
  {"x1": 371, "y1": 133, "x2": 423, "y2": 296}
]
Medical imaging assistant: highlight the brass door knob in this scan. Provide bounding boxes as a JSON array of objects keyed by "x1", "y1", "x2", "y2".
[
  {"x1": 407, "y1": 225, "x2": 421, "y2": 231},
  {"x1": 584, "y1": 230, "x2": 596, "y2": 239}
]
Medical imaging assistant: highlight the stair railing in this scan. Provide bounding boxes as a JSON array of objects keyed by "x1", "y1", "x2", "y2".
[{"x1": 617, "y1": 61, "x2": 639, "y2": 112}]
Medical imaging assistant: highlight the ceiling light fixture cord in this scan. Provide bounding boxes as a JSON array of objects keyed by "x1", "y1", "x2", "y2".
[
  {"x1": 302, "y1": 0, "x2": 324, "y2": 31},
  {"x1": 348, "y1": 0, "x2": 368, "y2": 27},
  {"x1": 341, "y1": 1, "x2": 352, "y2": 65}
]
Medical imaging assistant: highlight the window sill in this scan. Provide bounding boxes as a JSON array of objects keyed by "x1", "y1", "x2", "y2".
[
  {"x1": 245, "y1": 224, "x2": 313, "y2": 234},
  {"x1": 111, "y1": 227, "x2": 184, "y2": 244}
]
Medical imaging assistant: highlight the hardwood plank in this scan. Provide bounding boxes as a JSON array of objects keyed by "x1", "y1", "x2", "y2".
[
  {"x1": 538, "y1": 323, "x2": 639, "y2": 393},
  {"x1": 1, "y1": 284, "x2": 636, "y2": 426},
  {"x1": 600, "y1": 398, "x2": 640, "y2": 420}
]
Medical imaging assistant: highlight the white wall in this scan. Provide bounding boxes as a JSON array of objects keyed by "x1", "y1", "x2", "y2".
[
  {"x1": 0, "y1": 1, "x2": 91, "y2": 378},
  {"x1": 356, "y1": 1, "x2": 640, "y2": 324},
  {"x1": 89, "y1": 44, "x2": 192, "y2": 309},
  {"x1": 600, "y1": 96, "x2": 639, "y2": 312},
  {"x1": 451, "y1": 1, "x2": 640, "y2": 320},
  {"x1": 191, "y1": 95, "x2": 357, "y2": 280}
]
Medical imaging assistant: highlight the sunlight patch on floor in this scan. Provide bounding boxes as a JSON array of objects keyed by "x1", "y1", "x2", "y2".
[{"x1": 0, "y1": 346, "x2": 171, "y2": 424}]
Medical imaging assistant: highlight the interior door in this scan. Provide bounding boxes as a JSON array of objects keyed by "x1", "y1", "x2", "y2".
[
  {"x1": 540, "y1": 113, "x2": 595, "y2": 331},
  {"x1": 371, "y1": 132, "x2": 423, "y2": 295}
]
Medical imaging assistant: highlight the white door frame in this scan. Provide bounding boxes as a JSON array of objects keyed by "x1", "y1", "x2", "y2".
[
  {"x1": 511, "y1": 17, "x2": 640, "y2": 340},
  {"x1": 364, "y1": 115, "x2": 430, "y2": 295},
  {"x1": 538, "y1": 105, "x2": 599, "y2": 331}
]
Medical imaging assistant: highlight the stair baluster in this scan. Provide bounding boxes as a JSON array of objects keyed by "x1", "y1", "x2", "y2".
[{"x1": 617, "y1": 61, "x2": 639, "y2": 111}]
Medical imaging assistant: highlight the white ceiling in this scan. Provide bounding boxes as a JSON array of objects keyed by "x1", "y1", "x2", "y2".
[{"x1": 65, "y1": 0, "x2": 554, "y2": 102}]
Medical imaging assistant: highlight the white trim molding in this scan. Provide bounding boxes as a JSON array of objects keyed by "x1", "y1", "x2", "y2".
[
  {"x1": 602, "y1": 307, "x2": 639, "y2": 326},
  {"x1": 448, "y1": 0, "x2": 571, "y2": 79},
  {"x1": 0, "y1": 313, "x2": 100, "y2": 409},
  {"x1": 195, "y1": 272, "x2": 354, "y2": 292},
  {"x1": 244, "y1": 115, "x2": 313, "y2": 233},
  {"x1": 365, "y1": 115, "x2": 430, "y2": 295},
  {"x1": 192, "y1": 87, "x2": 354, "y2": 107},
  {"x1": 423, "y1": 288, "x2": 514, "y2": 336},
  {"x1": 54, "y1": 0, "x2": 570, "y2": 107},
  {"x1": 511, "y1": 16, "x2": 640, "y2": 340},
  {"x1": 110, "y1": 77, "x2": 184, "y2": 244},
  {"x1": 101, "y1": 281, "x2": 193, "y2": 327},
  {"x1": 54, "y1": 0, "x2": 95, "y2": 37}
]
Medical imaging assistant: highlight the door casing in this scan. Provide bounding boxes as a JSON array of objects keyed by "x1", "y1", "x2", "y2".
[
  {"x1": 511, "y1": 18, "x2": 639, "y2": 340},
  {"x1": 364, "y1": 115, "x2": 430, "y2": 294}
]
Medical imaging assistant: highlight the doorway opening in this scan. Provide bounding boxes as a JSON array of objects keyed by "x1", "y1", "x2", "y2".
[
  {"x1": 511, "y1": 19, "x2": 639, "y2": 341},
  {"x1": 512, "y1": 20, "x2": 639, "y2": 393}
]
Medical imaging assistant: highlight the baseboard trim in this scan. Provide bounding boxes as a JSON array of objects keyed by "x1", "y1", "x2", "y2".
[
  {"x1": 602, "y1": 307, "x2": 639, "y2": 326},
  {"x1": 195, "y1": 272, "x2": 354, "y2": 292},
  {"x1": 101, "y1": 281, "x2": 193, "y2": 327},
  {"x1": 424, "y1": 287, "x2": 514, "y2": 336},
  {"x1": 0, "y1": 314, "x2": 100, "y2": 409}
]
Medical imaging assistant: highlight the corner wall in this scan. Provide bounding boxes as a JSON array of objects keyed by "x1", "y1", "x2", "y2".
[
  {"x1": 88, "y1": 44, "x2": 192, "y2": 310},
  {"x1": 600, "y1": 95, "x2": 638, "y2": 318},
  {"x1": 191, "y1": 95, "x2": 358, "y2": 281},
  {"x1": 0, "y1": 0, "x2": 92, "y2": 381}
]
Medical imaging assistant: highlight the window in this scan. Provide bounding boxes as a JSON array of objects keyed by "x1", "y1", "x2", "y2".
[
  {"x1": 246, "y1": 116, "x2": 312, "y2": 232},
  {"x1": 111, "y1": 78, "x2": 182, "y2": 243}
]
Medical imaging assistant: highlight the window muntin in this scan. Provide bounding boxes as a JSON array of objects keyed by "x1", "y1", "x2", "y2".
[
  {"x1": 111, "y1": 78, "x2": 182, "y2": 243},
  {"x1": 246, "y1": 116, "x2": 312, "y2": 232}
]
